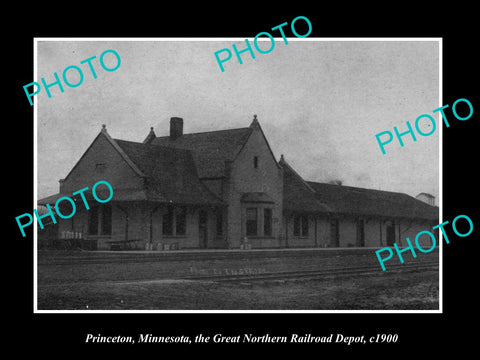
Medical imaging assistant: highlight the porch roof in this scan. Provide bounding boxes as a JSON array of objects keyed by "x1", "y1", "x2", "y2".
[
  {"x1": 37, "y1": 188, "x2": 224, "y2": 207},
  {"x1": 37, "y1": 188, "x2": 148, "y2": 206}
]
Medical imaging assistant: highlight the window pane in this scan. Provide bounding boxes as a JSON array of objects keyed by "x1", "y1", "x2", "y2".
[
  {"x1": 246, "y1": 208, "x2": 257, "y2": 236},
  {"x1": 100, "y1": 204, "x2": 112, "y2": 235},
  {"x1": 176, "y1": 207, "x2": 186, "y2": 235},
  {"x1": 301, "y1": 216, "x2": 309, "y2": 236},
  {"x1": 246, "y1": 208, "x2": 257, "y2": 221},
  {"x1": 162, "y1": 207, "x2": 173, "y2": 235},
  {"x1": 88, "y1": 206, "x2": 99, "y2": 235},
  {"x1": 216, "y1": 209, "x2": 223, "y2": 236},
  {"x1": 293, "y1": 216, "x2": 300, "y2": 236},
  {"x1": 264, "y1": 208, "x2": 272, "y2": 236}
]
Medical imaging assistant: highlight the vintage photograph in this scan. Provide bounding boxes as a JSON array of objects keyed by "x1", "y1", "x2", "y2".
[{"x1": 35, "y1": 39, "x2": 440, "y2": 311}]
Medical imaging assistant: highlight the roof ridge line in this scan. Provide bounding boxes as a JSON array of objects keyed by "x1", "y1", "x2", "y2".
[
  {"x1": 155, "y1": 126, "x2": 251, "y2": 138},
  {"x1": 114, "y1": 138, "x2": 193, "y2": 153},
  {"x1": 306, "y1": 180, "x2": 413, "y2": 197}
]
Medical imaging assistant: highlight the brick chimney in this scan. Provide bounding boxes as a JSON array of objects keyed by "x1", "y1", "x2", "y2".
[{"x1": 170, "y1": 117, "x2": 183, "y2": 140}]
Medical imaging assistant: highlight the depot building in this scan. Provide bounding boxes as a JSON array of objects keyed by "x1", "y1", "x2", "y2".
[{"x1": 38, "y1": 115, "x2": 439, "y2": 250}]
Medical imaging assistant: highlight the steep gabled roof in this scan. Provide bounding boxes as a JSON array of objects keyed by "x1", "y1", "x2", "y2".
[
  {"x1": 149, "y1": 127, "x2": 253, "y2": 178},
  {"x1": 114, "y1": 139, "x2": 223, "y2": 205},
  {"x1": 62, "y1": 125, "x2": 146, "y2": 183}
]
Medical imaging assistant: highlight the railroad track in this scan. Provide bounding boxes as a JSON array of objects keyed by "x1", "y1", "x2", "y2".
[
  {"x1": 184, "y1": 260, "x2": 439, "y2": 283},
  {"x1": 37, "y1": 249, "x2": 439, "y2": 266},
  {"x1": 35, "y1": 252, "x2": 345, "y2": 266},
  {"x1": 38, "y1": 260, "x2": 439, "y2": 289}
]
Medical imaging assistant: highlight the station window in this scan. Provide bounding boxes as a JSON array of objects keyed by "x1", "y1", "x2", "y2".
[
  {"x1": 301, "y1": 216, "x2": 309, "y2": 236},
  {"x1": 246, "y1": 208, "x2": 258, "y2": 236},
  {"x1": 100, "y1": 204, "x2": 112, "y2": 235},
  {"x1": 216, "y1": 209, "x2": 223, "y2": 236},
  {"x1": 253, "y1": 156, "x2": 259, "y2": 169},
  {"x1": 293, "y1": 215, "x2": 308, "y2": 237},
  {"x1": 162, "y1": 206, "x2": 174, "y2": 235},
  {"x1": 264, "y1": 208, "x2": 272, "y2": 236},
  {"x1": 88, "y1": 204, "x2": 111, "y2": 236},
  {"x1": 176, "y1": 207, "x2": 187, "y2": 236},
  {"x1": 88, "y1": 206, "x2": 99, "y2": 235}
]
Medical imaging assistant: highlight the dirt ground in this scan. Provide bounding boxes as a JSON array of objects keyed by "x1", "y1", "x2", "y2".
[{"x1": 37, "y1": 269, "x2": 439, "y2": 310}]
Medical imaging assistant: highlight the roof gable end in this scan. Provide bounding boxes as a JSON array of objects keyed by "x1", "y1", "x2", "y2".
[
  {"x1": 62, "y1": 125, "x2": 147, "y2": 183},
  {"x1": 232, "y1": 115, "x2": 281, "y2": 170}
]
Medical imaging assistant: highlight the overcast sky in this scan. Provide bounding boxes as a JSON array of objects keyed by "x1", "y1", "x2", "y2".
[{"x1": 36, "y1": 39, "x2": 440, "y2": 204}]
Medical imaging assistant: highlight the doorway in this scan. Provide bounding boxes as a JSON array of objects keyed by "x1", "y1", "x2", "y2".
[
  {"x1": 330, "y1": 219, "x2": 340, "y2": 247},
  {"x1": 386, "y1": 222, "x2": 395, "y2": 246}
]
